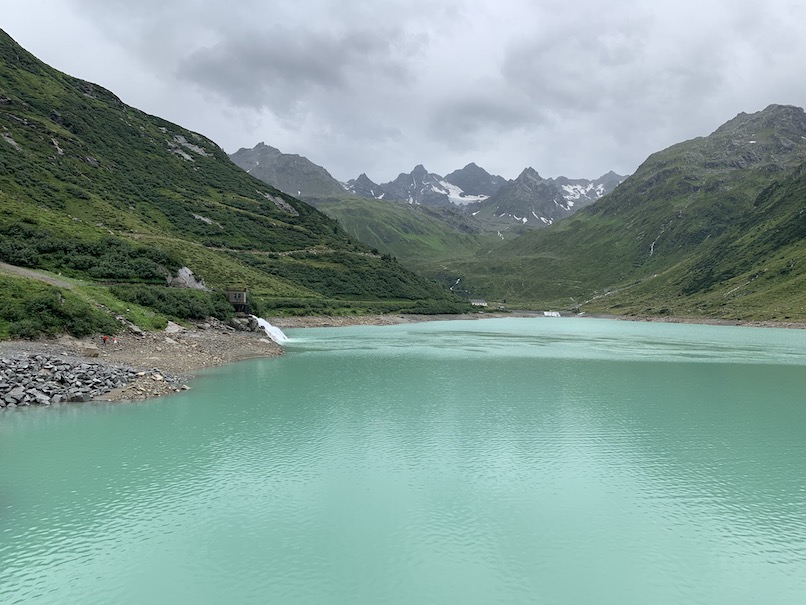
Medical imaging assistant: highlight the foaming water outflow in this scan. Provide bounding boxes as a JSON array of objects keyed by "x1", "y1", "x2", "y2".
[{"x1": 251, "y1": 316, "x2": 289, "y2": 344}]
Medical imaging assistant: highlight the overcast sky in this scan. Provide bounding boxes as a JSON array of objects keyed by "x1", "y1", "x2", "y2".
[{"x1": 5, "y1": 0, "x2": 806, "y2": 182}]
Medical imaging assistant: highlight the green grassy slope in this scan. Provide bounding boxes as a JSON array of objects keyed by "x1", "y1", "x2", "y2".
[
  {"x1": 586, "y1": 162, "x2": 806, "y2": 320},
  {"x1": 446, "y1": 105, "x2": 806, "y2": 316},
  {"x1": 303, "y1": 194, "x2": 490, "y2": 266},
  {"x1": 0, "y1": 30, "x2": 466, "y2": 336}
]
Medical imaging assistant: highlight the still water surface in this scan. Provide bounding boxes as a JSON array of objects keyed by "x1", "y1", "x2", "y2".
[{"x1": 2, "y1": 318, "x2": 806, "y2": 604}]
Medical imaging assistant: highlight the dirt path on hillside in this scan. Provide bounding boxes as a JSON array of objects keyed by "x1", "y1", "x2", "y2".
[{"x1": 0, "y1": 261, "x2": 76, "y2": 289}]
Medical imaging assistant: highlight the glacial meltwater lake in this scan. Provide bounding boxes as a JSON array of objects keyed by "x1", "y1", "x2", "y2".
[{"x1": 2, "y1": 317, "x2": 806, "y2": 604}]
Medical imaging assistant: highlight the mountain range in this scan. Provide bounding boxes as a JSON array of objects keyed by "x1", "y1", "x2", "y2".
[
  {"x1": 343, "y1": 163, "x2": 507, "y2": 207},
  {"x1": 467, "y1": 168, "x2": 624, "y2": 231},
  {"x1": 4, "y1": 27, "x2": 806, "y2": 335},
  {"x1": 230, "y1": 104, "x2": 806, "y2": 322},
  {"x1": 230, "y1": 144, "x2": 624, "y2": 232}
]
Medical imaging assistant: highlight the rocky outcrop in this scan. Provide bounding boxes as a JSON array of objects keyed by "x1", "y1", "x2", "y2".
[
  {"x1": 167, "y1": 266, "x2": 208, "y2": 290},
  {"x1": 0, "y1": 354, "x2": 180, "y2": 408}
]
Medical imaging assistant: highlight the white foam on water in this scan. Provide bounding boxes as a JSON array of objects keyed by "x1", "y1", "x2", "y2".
[{"x1": 252, "y1": 316, "x2": 290, "y2": 344}]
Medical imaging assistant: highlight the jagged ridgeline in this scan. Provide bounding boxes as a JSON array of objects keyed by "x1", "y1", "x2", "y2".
[
  {"x1": 0, "y1": 29, "x2": 466, "y2": 336},
  {"x1": 229, "y1": 145, "x2": 495, "y2": 270}
]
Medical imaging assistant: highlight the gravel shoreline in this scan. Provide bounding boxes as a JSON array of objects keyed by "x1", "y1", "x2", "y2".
[
  {"x1": 3, "y1": 311, "x2": 803, "y2": 407},
  {"x1": 0, "y1": 320, "x2": 282, "y2": 405}
]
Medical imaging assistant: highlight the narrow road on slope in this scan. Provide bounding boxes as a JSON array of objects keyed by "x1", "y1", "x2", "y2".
[{"x1": 0, "y1": 261, "x2": 76, "y2": 289}]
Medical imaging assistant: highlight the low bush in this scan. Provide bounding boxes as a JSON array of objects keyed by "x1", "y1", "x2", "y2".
[
  {"x1": 0, "y1": 222, "x2": 182, "y2": 280},
  {"x1": 110, "y1": 284, "x2": 233, "y2": 321},
  {"x1": 0, "y1": 276, "x2": 120, "y2": 339}
]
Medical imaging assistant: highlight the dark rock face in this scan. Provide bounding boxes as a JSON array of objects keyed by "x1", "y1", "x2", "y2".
[
  {"x1": 469, "y1": 168, "x2": 626, "y2": 228},
  {"x1": 344, "y1": 173, "x2": 385, "y2": 199},
  {"x1": 229, "y1": 142, "x2": 346, "y2": 199},
  {"x1": 381, "y1": 165, "x2": 453, "y2": 206},
  {"x1": 443, "y1": 163, "x2": 507, "y2": 197},
  {"x1": 0, "y1": 354, "x2": 177, "y2": 407}
]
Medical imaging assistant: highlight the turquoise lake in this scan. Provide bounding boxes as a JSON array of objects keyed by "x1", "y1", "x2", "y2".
[{"x1": 2, "y1": 317, "x2": 806, "y2": 604}]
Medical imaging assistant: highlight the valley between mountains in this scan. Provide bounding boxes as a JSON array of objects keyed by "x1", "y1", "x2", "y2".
[
  {"x1": 3, "y1": 26, "x2": 806, "y2": 347},
  {"x1": 231, "y1": 104, "x2": 806, "y2": 322}
]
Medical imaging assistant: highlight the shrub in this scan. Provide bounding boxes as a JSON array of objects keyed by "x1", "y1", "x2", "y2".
[
  {"x1": 0, "y1": 276, "x2": 120, "y2": 339},
  {"x1": 0, "y1": 223, "x2": 182, "y2": 280},
  {"x1": 110, "y1": 285, "x2": 233, "y2": 321}
]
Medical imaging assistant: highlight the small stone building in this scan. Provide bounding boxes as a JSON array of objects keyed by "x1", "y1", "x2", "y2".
[{"x1": 226, "y1": 288, "x2": 249, "y2": 313}]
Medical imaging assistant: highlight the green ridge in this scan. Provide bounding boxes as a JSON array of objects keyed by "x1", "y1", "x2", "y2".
[
  {"x1": 0, "y1": 30, "x2": 466, "y2": 337},
  {"x1": 445, "y1": 105, "x2": 806, "y2": 319}
]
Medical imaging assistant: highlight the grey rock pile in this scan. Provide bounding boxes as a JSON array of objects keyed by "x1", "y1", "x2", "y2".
[
  {"x1": 226, "y1": 316, "x2": 259, "y2": 331},
  {"x1": 0, "y1": 354, "x2": 166, "y2": 408}
]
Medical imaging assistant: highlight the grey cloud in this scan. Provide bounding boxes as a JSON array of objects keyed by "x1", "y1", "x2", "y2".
[
  {"x1": 501, "y1": 16, "x2": 653, "y2": 113},
  {"x1": 428, "y1": 96, "x2": 541, "y2": 148},
  {"x1": 176, "y1": 28, "x2": 416, "y2": 115},
  {"x1": 9, "y1": 0, "x2": 806, "y2": 182}
]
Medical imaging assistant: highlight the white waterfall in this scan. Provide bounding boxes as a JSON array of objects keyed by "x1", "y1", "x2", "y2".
[{"x1": 252, "y1": 316, "x2": 290, "y2": 344}]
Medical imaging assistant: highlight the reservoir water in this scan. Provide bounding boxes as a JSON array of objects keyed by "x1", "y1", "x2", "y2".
[{"x1": 2, "y1": 317, "x2": 806, "y2": 604}]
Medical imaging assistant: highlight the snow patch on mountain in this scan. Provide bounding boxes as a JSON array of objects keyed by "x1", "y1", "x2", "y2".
[
  {"x1": 440, "y1": 180, "x2": 489, "y2": 205},
  {"x1": 561, "y1": 183, "x2": 605, "y2": 201}
]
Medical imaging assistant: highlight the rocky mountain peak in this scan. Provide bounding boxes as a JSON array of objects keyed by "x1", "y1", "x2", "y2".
[
  {"x1": 411, "y1": 164, "x2": 429, "y2": 178},
  {"x1": 519, "y1": 167, "x2": 543, "y2": 181},
  {"x1": 594, "y1": 170, "x2": 626, "y2": 188},
  {"x1": 249, "y1": 141, "x2": 282, "y2": 156},
  {"x1": 444, "y1": 163, "x2": 507, "y2": 198},
  {"x1": 229, "y1": 143, "x2": 345, "y2": 199},
  {"x1": 470, "y1": 165, "x2": 625, "y2": 229},
  {"x1": 712, "y1": 104, "x2": 806, "y2": 140},
  {"x1": 344, "y1": 173, "x2": 385, "y2": 199}
]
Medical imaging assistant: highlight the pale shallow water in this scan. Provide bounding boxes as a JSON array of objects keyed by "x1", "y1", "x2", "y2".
[{"x1": 2, "y1": 317, "x2": 806, "y2": 604}]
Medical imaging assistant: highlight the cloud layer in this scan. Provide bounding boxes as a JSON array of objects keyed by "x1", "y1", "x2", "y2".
[{"x1": 6, "y1": 0, "x2": 806, "y2": 182}]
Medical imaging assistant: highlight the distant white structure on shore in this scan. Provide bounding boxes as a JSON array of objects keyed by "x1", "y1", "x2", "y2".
[
  {"x1": 470, "y1": 299, "x2": 488, "y2": 307},
  {"x1": 543, "y1": 311, "x2": 561, "y2": 317}
]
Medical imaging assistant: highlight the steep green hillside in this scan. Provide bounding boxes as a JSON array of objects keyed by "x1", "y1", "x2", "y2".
[
  {"x1": 0, "y1": 30, "x2": 466, "y2": 336},
  {"x1": 586, "y1": 161, "x2": 806, "y2": 320},
  {"x1": 449, "y1": 105, "x2": 806, "y2": 316},
  {"x1": 303, "y1": 194, "x2": 491, "y2": 267}
]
